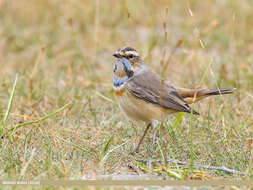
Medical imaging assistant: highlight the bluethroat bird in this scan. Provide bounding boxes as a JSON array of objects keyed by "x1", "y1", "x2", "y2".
[{"x1": 113, "y1": 46, "x2": 236, "y2": 153}]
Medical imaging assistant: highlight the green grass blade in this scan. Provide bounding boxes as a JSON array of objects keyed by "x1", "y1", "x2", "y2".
[
  {"x1": 56, "y1": 136, "x2": 87, "y2": 152},
  {"x1": 1, "y1": 74, "x2": 18, "y2": 130},
  {"x1": 165, "y1": 169, "x2": 183, "y2": 180},
  {"x1": 134, "y1": 160, "x2": 152, "y2": 172},
  {"x1": 102, "y1": 135, "x2": 114, "y2": 157},
  {"x1": 9, "y1": 102, "x2": 72, "y2": 134},
  {"x1": 94, "y1": 91, "x2": 117, "y2": 106},
  {"x1": 100, "y1": 140, "x2": 129, "y2": 164},
  {"x1": 157, "y1": 137, "x2": 167, "y2": 167},
  {"x1": 199, "y1": 59, "x2": 213, "y2": 85},
  {"x1": 174, "y1": 112, "x2": 184, "y2": 129}
]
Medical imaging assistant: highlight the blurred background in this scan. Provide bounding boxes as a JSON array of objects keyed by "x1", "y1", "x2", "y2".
[{"x1": 0, "y1": 0, "x2": 252, "y2": 179}]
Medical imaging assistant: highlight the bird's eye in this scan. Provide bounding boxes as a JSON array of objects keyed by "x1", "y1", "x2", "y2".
[{"x1": 128, "y1": 54, "x2": 134, "y2": 59}]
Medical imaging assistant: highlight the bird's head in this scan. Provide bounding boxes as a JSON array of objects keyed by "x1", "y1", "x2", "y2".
[{"x1": 113, "y1": 46, "x2": 143, "y2": 79}]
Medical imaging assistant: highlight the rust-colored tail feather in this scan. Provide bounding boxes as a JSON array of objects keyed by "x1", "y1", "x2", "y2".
[{"x1": 177, "y1": 87, "x2": 236, "y2": 105}]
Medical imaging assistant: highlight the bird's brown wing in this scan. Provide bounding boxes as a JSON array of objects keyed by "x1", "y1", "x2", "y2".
[{"x1": 126, "y1": 68, "x2": 199, "y2": 115}]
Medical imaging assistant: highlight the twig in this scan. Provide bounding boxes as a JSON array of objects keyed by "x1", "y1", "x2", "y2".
[{"x1": 136, "y1": 159, "x2": 248, "y2": 176}]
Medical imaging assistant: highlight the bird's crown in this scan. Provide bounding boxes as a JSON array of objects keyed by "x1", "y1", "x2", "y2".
[{"x1": 113, "y1": 46, "x2": 139, "y2": 59}]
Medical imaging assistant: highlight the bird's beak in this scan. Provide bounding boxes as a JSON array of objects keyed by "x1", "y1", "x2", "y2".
[{"x1": 113, "y1": 53, "x2": 120, "y2": 58}]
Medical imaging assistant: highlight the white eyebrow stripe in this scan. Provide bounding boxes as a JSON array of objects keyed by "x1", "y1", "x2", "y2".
[{"x1": 124, "y1": 51, "x2": 139, "y2": 56}]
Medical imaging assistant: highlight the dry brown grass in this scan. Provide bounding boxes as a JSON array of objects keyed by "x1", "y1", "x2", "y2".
[{"x1": 0, "y1": 0, "x2": 252, "y2": 182}]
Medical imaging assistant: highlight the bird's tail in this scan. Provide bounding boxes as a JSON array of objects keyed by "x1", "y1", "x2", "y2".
[
  {"x1": 177, "y1": 87, "x2": 236, "y2": 104},
  {"x1": 197, "y1": 88, "x2": 236, "y2": 96}
]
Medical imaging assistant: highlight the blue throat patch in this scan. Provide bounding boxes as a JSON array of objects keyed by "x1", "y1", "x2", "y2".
[
  {"x1": 122, "y1": 58, "x2": 134, "y2": 78},
  {"x1": 113, "y1": 75, "x2": 128, "y2": 87},
  {"x1": 113, "y1": 58, "x2": 134, "y2": 87},
  {"x1": 122, "y1": 58, "x2": 131, "y2": 70}
]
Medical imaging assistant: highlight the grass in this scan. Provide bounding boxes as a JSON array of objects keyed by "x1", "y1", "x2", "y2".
[{"x1": 0, "y1": 0, "x2": 253, "y2": 182}]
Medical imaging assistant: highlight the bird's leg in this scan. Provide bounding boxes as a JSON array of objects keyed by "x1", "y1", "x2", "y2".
[
  {"x1": 133, "y1": 123, "x2": 152, "y2": 154},
  {"x1": 149, "y1": 121, "x2": 159, "y2": 158}
]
